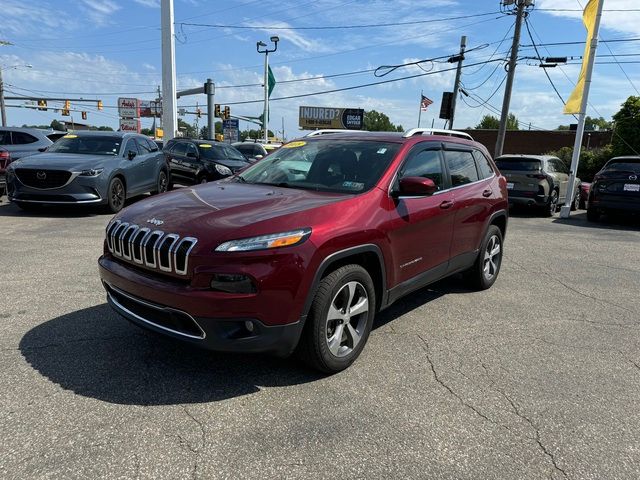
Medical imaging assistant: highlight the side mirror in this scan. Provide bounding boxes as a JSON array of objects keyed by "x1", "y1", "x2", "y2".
[
  {"x1": 127, "y1": 150, "x2": 137, "y2": 160},
  {"x1": 396, "y1": 177, "x2": 438, "y2": 196},
  {"x1": 38, "y1": 147, "x2": 48, "y2": 152},
  {"x1": 254, "y1": 154, "x2": 263, "y2": 160},
  {"x1": 186, "y1": 152, "x2": 198, "y2": 158}
]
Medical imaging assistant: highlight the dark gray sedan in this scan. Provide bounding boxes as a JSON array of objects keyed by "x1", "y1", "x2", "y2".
[{"x1": 6, "y1": 131, "x2": 168, "y2": 212}]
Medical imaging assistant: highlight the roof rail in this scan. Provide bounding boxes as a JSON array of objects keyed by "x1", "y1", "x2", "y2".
[
  {"x1": 403, "y1": 128, "x2": 473, "y2": 141},
  {"x1": 304, "y1": 129, "x2": 361, "y2": 137}
]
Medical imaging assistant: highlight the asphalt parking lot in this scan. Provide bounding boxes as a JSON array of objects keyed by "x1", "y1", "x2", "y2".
[{"x1": 1, "y1": 197, "x2": 639, "y2": 480}]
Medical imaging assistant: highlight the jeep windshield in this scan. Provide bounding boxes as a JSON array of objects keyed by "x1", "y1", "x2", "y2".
[
  {"x1": 236, "y1": 139, "x2": 400, "y2": 193},
  {"x1": 47, "y1": 136, "x2": 121, "y2": 156}
]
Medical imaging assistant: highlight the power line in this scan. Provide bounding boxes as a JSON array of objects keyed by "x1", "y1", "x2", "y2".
[
  {"x1": 521, "y1": 37, "x2": 640, "y2": 47},
  {"x1": 178, "y1": 11, "x2": 503, "y2": 31}
]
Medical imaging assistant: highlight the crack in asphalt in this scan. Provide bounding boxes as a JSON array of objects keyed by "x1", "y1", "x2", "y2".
[
  {"x1": 479, "y1": 363, "x2": 569, "y2": 480},
  {"x1": 415, "y1": 334, "x2": 496, "y2": 426},
  {"x1": 509, "y1": 259, "x2": 637, "y2": 317},
  {"x1": 181, "y1": 406, "x2": 207, "y2": 480}
]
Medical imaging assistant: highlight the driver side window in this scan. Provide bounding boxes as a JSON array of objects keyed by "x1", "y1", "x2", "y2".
[{"x1": 400, "y1": 149, "x2": 444, "y2": 191}]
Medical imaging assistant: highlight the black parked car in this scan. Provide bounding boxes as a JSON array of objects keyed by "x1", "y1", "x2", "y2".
[
  {"x1": 588, "y1": 156, "x2": 640, "y2": 221},
  {"x1": 163, "y1": 139, "x2": 250, "y2": 186}
]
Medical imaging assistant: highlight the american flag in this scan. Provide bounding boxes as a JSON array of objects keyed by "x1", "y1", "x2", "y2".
[{"x1": 421, "y1": 94, "x2": 434, "y2": 111}]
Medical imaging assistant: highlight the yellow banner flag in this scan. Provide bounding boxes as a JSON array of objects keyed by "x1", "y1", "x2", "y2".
[{"x1": 564, "y1": 0, "x2": 602, "y2": 114}]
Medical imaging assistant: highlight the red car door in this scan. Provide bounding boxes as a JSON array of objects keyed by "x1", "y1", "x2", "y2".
[
  {"x1": 385, "y1": 144, "x2": 455, "y2": 288},
  {"x1": 443, "y1": 147, "x2": 492, "y2": 263}
]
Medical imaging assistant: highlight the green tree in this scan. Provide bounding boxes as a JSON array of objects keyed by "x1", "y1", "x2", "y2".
[
  {"x1": 50, "y1": 119, "x2": 65, "y2": 131},
  {"x1": 556, "y1": 116, "x2": 611, "y2": 131},
  {"x1": 611, "y1": 96, "x2": 640, "y2": 157},
  {"x1": 475, "y1": 113, "x2": 519, "y2": 130},
  {"x1": 199, "y1": 122, "x2": 223, "y2": 140},
  {"x1": 177, "y1": 118, "x2": 196, "y2": 138},
  {"x1": 363, "y1": 110, "x2": 403, "y2": 132},
  {"x1": 140, "y1": 128, "x2": 153, "y2": 136}
]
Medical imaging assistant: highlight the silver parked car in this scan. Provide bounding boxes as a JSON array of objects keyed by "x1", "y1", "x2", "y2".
[
  {"x1": 6, "y1": 131, "x2": 169, "y2": 212},
  {"x1": 0, "y1": 127, "x2": 61, "y2": 160}
]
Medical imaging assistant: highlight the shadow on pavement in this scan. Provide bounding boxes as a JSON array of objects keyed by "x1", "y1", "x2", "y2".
[
  {"x1": 552, "y1": 211, "x2": 640, "y2": 231},
  {"x1": 0, "y1": 195, "x2": 149, "y2": 218},
  {"x1": 20, "y1": 280, "x2": 457, "y2": 406}
]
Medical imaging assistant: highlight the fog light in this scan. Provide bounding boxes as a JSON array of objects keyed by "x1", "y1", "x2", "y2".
[
  {"x1": 210, "y1": 274, "x2": 257, "y2": 294},
  {"x1": 244, "y1": 320, "x2": 255, "y2": 332}
]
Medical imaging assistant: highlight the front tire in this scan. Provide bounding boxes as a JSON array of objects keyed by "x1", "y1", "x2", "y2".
[
  {"x1": 107, "y1": 177, "x2": 125, "y2": 213},
  {"x1": 154, "y1": 170, "x2": 168, "y2": 194},
  {"x1": 465, "y1": 225, "x2": 503, "y2": 290},
  {"x1": 571, "y1": 189, "x2": 580, "y2": 211},
  {"x1": 296, "y1": 264, "x2": 376, "y2": 373}
]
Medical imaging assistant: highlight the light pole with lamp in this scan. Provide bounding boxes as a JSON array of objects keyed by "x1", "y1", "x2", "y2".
[
  {"x1": 257, "y1": 36, "x2": 278, "y2": 143},
  {"x1": 0, "y1": 62, "x2": 33, "y2": 127}
]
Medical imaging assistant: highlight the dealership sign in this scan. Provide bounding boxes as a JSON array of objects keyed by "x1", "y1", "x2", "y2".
[
  {"x1": 223, "y1": 118, "x2": 239, "y2": 143},
  {"x1": 118, "y1": 97, "x2": 139, "y2": 118},
  {"x1": 299, "y1": 106, "x2": 364, "y2": 130},
  {"x1": 119, "y1": 118, "x2": 141, "y2": 133}
]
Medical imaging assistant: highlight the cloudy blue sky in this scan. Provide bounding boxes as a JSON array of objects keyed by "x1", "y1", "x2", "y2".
[{"x1": 1, "y1": 0, "x2": 639, "y2": 137}]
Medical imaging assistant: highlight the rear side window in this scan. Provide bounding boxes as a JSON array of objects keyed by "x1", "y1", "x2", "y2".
[
  {"x1": 444, "y1": 151, "x2": 479, "y2": 187},
  {"x1": 473, "y1": 151, "x2": 494, "y2": 179},
  {"x1": 400, "y1": 149, "x2": 444, "y2": 190},
  {"x1": 11, "y1": 132, "x2": 38, "y2": 144},
  {"x1": 224, "y1": 145, "x2": 247, "y2": 161},
  {"x1": 549, "y1": 159, "x2": 569, "y2": 174},
  {"x1": 145, "y1": 138, "x2": 158, "y2": 152},
  {"x1": 0, "y1": 130, "x2": 10, "y2": 145},
  {"x1": 186, "y1": 143, "x2": 198, "y2": 157},
  {"x1": 134, "y1": 139, "x2": 148, "y2": 156},
  {"x1": 495, "y1": 158, "x2": 541, "y2": 171}
]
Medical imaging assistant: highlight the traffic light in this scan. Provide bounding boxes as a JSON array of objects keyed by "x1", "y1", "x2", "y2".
[
  {"x1": 97, "y1": 100, "x2": 103, "y2": 111},
  {"x1": 196, "y1": 108, "x2": 201, "y2": 118},
  {"x1": 64, "y1": 100, "x2": 71, "y2": 111},
  {"x1": 62, "y1": 108, "x2": 70, "y2": 116},
  {"x1": 37, "y1": 99, "x2": 47, "y2": 111},
  {"x1": 214, "y1": 104, "x2": 221, "y2": 118},
  {"x1": 81, "y1": 111, "x2": 87, "y2": 120},
  {"x1": 224, "y1": 106, "x2": 230, "y2": 120}
]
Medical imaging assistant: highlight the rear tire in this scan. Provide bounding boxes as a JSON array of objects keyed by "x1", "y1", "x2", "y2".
[
  {"x1": 587, "y1": 206, "x2": 600, "y2": 222},
  {"x1": 544, "y1": 190, "x2": 558, "y2": 217},
  {"x1": 465, "y1": 225, "x2": 503, "y2": 291},
  {"x1": 295, "y1": 264, "x2": 375, "y2": 373},
  {"x1": 571, "y1": 189, "x2": 580, "y2": 211},
  {"x1": 154, "y1": 170, "x2": 168, "y2": 194}
]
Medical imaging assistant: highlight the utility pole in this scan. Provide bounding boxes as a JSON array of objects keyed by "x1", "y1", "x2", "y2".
[
  {"x1": 449, "y1": 35, "x2": 467, "y2": 129},
  {"x1": 495, "y1": 0, "x2": 532, "y2": 158},
  {"x1": 0, "y1": 66, "x2": 6, "y2": 127},
  {"x1": 161, "y1": 0, "x2": 177, "y2": 141},
  {"x1": 205, "y1": 78, "x2": 215, "y2": 140}
]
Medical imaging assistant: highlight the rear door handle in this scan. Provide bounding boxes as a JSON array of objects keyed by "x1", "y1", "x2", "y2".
[
  {"x1": 439, "y1": 200, "x2": 454, "y2": 209},
  {"x1": 482, "y1": 189, "x2": 493, "y2": 197}
]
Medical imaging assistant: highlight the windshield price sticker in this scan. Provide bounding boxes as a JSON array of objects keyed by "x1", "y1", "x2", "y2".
[
  {"x1": 199, "y1": 144, "x2": 212, "y2": 148},
  {"x1": 283, "y1": 141, "x2": 306, "y2": 149}
]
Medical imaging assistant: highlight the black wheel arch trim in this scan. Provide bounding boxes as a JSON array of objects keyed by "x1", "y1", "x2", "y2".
[
  {"x1": 301, "y1": 244, "x2": 388, "y2": 320},
  {"x1": 487, "y1": 209, "x2": 508, "y2": 239}
]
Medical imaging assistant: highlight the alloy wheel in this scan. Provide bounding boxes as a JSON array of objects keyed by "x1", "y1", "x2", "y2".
[
  {"x1": 111, "y1": 180, "x2": 124, "y2": 210},
  {"x1": 549, "y1": 192, "x2": 558, "y2": 216},
  {"x1": 483, "y1": 235, "x2": 502, "y2": 281},
  {"x1": 325, "y1": 281, "x2": 369, "y2": 358}
]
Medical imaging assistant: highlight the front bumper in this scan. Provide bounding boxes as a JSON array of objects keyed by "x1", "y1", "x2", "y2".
[
  {"x1": 98, "y1": 255, "x2": 307, "y2": 356},
  {"x1": 8, "y1": 173, "x2": 106, "y2": 204}
]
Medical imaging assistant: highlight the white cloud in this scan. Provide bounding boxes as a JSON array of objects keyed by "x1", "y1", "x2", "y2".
[
  {"x1": 134, "y1": 0, "x2": 160, "y2": 7},
  {"x1": 79, "y1": 0, "x2": 121, "y2": 26}
]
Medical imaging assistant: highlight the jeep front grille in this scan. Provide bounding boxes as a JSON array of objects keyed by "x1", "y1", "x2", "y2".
[{"x1": 106, "y1": 220, "x2": 197, "y2": 276}]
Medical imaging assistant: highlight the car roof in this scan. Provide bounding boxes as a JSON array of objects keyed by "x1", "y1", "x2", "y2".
[{"x1": 609, "y1": 156, "x2": 640, "y2": 161}]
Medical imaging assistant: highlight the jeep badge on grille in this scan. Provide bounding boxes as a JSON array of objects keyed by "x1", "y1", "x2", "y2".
[{"x1": 146, "y1": 218, "x2": 164, "y2": 226}]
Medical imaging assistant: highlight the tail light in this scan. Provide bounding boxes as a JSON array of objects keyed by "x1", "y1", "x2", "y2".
[
  {"x1": 0, "y1": 149, "x2": 10, "y2": 169},
  {"x1": 526, "y1": 173, "x2": 547, "y2": 180}
]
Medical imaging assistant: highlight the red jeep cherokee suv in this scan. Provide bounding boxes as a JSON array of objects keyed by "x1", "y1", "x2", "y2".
[{"x1": 98, "y1": 130, "x2": 508, "y2": 372}]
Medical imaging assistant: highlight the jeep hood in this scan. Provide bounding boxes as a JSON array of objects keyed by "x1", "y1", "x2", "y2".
[{"x1": 115, "y1": 182, "x2": 349, "y2": 245}]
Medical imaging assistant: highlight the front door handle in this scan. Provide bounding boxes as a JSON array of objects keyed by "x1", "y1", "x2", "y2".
[
  {"x1": 439, "y1": 200, "x2": 454, "y2": 209},
  {"x1": 482, "y1": 189, "x2": 493, "y2": 197}
]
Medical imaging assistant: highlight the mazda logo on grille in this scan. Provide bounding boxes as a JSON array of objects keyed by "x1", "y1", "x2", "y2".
[
  {"x1": 630, "y1": 175, "x2": 638, "y2": 181},
  {"x1": 36, "y1": 171, "x2": 47, "y2": 180},
  {"x1": 146, "y1": 218, "x2": 164, "y2": 226}
]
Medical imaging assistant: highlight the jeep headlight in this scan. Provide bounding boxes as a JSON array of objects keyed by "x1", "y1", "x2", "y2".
[
  {"x1": 215, "y1": 164, "x2": 232, "y2": 176},
  {"x1": 215, "y1": 228, "x2": 312, "y2": 252}
]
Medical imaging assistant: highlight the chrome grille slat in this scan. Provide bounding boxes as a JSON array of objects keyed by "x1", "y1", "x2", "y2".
[{"x1": 106, "y1": 224, "x2": 197, "y2": 276}]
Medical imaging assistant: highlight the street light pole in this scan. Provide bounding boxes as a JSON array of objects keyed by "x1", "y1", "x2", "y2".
[{"x1": 257, "y1": 36, "x2": 279, "y2": 142}]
